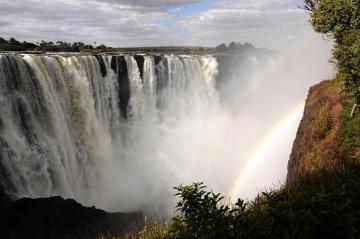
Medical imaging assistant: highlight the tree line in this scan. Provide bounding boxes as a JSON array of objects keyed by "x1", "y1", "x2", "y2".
[
  {"x1": 0, "y1": 37, "x2": 110, "y2": 52},
  {"x1": 215, "y1": 42, "x2": 254, "y2": 52}
]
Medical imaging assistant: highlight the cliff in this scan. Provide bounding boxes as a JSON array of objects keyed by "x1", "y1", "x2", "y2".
[
  {"x1": 0, "y1": 193, "x2": 144, "y2": 239},
  {"x1": 287, "y1": 80, "x2": 344, "y2": 183}
]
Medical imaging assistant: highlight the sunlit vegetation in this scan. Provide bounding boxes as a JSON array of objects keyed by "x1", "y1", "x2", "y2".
[
  {"x1": 118, "y1": 159, "x2": 360, "y2": 239},
  {"x1": 124, "y1": 220, "x2": 171, "y2": 239},
  {"x1": 307, "y1": 0, "x2": 360, "y2": 103}
]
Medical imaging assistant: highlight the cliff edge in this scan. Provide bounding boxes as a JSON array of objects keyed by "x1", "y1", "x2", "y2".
[{"x1": 287, "y1": 80, "x2": 344, "y2": 183}]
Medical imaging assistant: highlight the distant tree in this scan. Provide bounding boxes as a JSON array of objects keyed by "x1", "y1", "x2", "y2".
[
  {"x1": 228, "y1": 41, "x2": 238, "y2": 51},
  {"x1": 0, "y1": 37, "x2": 107, "y2": 52},
  {"x1": 96, "y1": 44, "x2": 107, "y2": 50},
  {"x1": 22, "y1": 41, "x2": 37, "y2": 50},
  {"x1": 79, "y1": 44, "x2": 94, "y2": 52},
  {"x1": 8, "y1": 38, "x2": 21, "y2": 45},
  {"x1": 216, "y1": 43, "x2": 227, "y2": 52},
  {"x1": 243, "y1": 42, "x2": 254, "y2": 50},
  {"x1": 0, "y1": 37, "x2": 7, "y2": 44}
]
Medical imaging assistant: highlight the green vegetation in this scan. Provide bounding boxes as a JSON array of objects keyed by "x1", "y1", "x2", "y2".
[
  {"x1": 339, "y1": 99, "x2": 360, "y2": 159},
  {"x1": 0, "y1": 37, "x2": 111, "y2": 52},
  {"x1": 304, "y1": 0, "x2": 360, "y2": 157},
  {"x1": 124, "y1": 220, "x2": 171, "y2": 239},
  {"x1": 0, "y1": 37, "x2": 37, "y2": 51},
  {"x1": 36, "y1": 40, "x2": 98, "y2": 52},
  {"x1": 307, "y1": 0, "x2": 360, "y2": 103},
  {"x1": 124, "y1": 159, "x2": 360, "y2": 239},
  {"x1": 0, "y1": 37, "x2": 272, "y2": 55}
]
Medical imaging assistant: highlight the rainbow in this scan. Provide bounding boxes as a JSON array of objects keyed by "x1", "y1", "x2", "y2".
[{"x1": 229, "y1": 102, "x2": 305, "y2": 200}]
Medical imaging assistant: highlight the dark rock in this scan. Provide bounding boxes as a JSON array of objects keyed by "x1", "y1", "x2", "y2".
[
  {"x1": 0, "y1": 194, "x2": 143, "y2": 239},
  {"x1": 111, "y1": 56, "x2": 131, "y2": 119},
  {"x1": 154, "y1": 55, "x2": 163, "y2": 66},
  {"x1": 134, "y1": 55, "x2": 144, "y2": 81},
  {"x1": 95, "y1": 55, "x2": 107, "y2": 77}
]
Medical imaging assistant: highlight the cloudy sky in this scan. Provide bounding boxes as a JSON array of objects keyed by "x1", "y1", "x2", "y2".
[{"x1": 0, "y1": 0, "x2": 313, "y2": 50}]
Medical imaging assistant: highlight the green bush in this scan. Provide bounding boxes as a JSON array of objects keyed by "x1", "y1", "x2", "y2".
[
  {"x1": 127, "y1": 160, "x2": 360, "y2": 239},
  {"x1": 309, "y1": 0, "x2": 360, "y2": 102}
]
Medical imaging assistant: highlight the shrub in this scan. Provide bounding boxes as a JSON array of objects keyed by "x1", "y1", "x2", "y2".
[{"x1": 125, "y1": 160, "x2": 360, "y2": 239}]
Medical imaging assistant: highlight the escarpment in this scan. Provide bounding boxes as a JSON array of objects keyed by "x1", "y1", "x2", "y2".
[{"x1": 287, "y1": 80, "x2": 344, "y2": 183}]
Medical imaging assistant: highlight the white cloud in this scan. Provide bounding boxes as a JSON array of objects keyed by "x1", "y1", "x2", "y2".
[
  {"x1": 98, "y1": 0, "x2": 201, "y2": 8},
  {"x1": 176, "y1": 7, "x2": 312, "y2": 49},
  {"x1": 218, "y1": 0, "x2": 292, "y2": 9},
  {"x1": 0, "y1": 0, "x2": 314, "y2": 49},
  {"x1": 0, "y1": 0, "x2": 175, "y2": 46}
]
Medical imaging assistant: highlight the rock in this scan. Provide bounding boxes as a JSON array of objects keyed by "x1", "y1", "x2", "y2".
[
  {"x1": 0, "y1": 194, "x2": 143, "y2": 239},
  {"x1": 287, "y1": 80, "x2": 343, "y2": 183}
]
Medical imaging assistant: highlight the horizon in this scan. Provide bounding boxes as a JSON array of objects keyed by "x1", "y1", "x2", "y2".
[{"x1": 1, "y1": 0, "x2": 311, "y2": 51}]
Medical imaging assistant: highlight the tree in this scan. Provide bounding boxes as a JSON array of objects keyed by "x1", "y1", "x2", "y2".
[
  {"x1": 215, "y1": 43, "x2": 227, "y2": 52},
  {"x1": 8, "y1": 38, "x2": 21, "y2": 45},
  {"x1": 96, "y1": 44, "x2": 107, "y2": 50},
  {"x1": 0, "y1": 37, "x2": 7, "y2": 44},
  {"x1": 309, "y1": 0, "x2": 360, "y2": 103},
  {"x1": 228, "y1": 41, "x2": 237, "y2": 51},
  {"x1": 310, "y1": 0, "x2": 359, "y2": 39}
]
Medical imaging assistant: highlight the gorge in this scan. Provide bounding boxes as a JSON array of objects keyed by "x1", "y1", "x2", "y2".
[{"x1": 0, "y1": 36, "x2": 333, "y2": 215}]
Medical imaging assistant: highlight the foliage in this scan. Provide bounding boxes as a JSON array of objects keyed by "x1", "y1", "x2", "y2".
[
  {"x1": 168, "y1": 183, "x2": 236, "y2": 239},
  {"x1": 0, "y1": 37, "x2": 37, "y2": 51},
  {"x1": 309, "y1": 0, "x2": 360, "y2": 103},
  {"x1": 215, "y1": 42, "x2": 256, "y2": 53},
  {"x1": 0, "y1": 37, "x2": 109, "y2": 52},
  {"x1": 124, "y1": 159, "x2": 360, "y2": 239},
  {"x1": 339, "y1": 97, "x2": 360, "y2": 159},
  {"x1": 124, "y1": 219, "x2": 171, "y2": 239},
  {"x1": 35, "y1": 40, "x2": 98, "y2": 52}
]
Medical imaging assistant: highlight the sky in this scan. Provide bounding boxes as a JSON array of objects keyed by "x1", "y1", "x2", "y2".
[{"x1": 0, "y1": 0, "x2": 314, "y2": 50}]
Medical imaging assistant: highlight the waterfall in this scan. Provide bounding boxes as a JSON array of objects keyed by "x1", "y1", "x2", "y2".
[{"x1": 0, "y1": 53, "x2": 219, "y2": 211}]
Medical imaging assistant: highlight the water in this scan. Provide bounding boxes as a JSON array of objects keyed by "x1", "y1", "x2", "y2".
[
  {"x1": 0, "y1": 38, "x2": 332, "y2": 213},
  {"x1": 0, "y1": 53, "x2": 221, "y2": 212}
]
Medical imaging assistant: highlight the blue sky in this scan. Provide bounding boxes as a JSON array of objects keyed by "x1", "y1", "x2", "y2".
[
  {"x1": 169, "y1": 0, "x2": 215, "y2": 16},
  {"x1": 0, "y1": 0, "x2": 314, "y2": 50}
]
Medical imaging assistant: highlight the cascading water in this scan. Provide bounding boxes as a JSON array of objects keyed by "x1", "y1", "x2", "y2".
[
  {"x1": 0, "y1": 53, "x2": 221, "y2": 212},
  {"x1": 0, "y1": 37, "x2": 333, "y2": 213}
]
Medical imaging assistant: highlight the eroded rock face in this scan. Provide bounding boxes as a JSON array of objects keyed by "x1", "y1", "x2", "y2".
[{"x1": 287, "y1": 80, "x2": 343, "y2": 183}]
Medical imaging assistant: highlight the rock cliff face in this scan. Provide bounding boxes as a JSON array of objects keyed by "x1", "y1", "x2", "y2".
[{"x1": 287, "y1": 80, "x2": 344, "y2": 183}]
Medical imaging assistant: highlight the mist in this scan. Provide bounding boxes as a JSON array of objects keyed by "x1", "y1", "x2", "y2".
[
  {"x1": 0, "y1": 34, "x2": 334, "y2": 216},
  {"x1": 92, "y1": 34, "x2": 334, "y2": 214}
]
